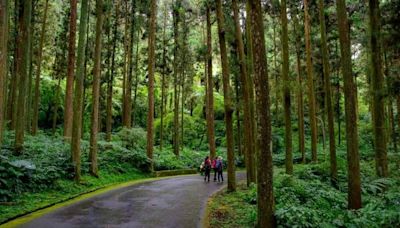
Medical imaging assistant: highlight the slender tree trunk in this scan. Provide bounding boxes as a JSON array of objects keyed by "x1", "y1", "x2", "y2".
[
  {"x1": 173, "y1": 1, "x2": 180, "y2": 156},
  {"x1": 132, "y1": 29, "x2": 140, "y2": 126},
  {"x1": 216, "y1": 0, "x2": 235, "y2": 192},
  {"x1": 318, "y1": 0, "x2": 337, "y2": 183},
  {"x1": 8, "y1": 0, "x2": 19, "y2": 130},
  {"x1": 248, "y1": 0, "x2": 274, "y2": 226},
  {"x1": 64, "y1": 0, "x2": 77, "y2": 139},
  {"x1": 232, "y1": 0, "x2": 255, "y2": 184},
  {"x1": 280, "y1": 0, "x2": 293, "y2": 174},
  {"x1": 89, "y1": 0, "x2": 104, "y2": 177},
  {"x1": 336, "y1": 0, "x2": 362, "y2": 209},
  {"x1": 273, "y1": 23, "x2": 278, "y2": 120},
  {"x1": 205, "y1": 5, "x2": 216, "y2": 160},
  {"x1": 368, "y1": 0, "x2": 388, "y2": 177},
  {"x1": 160, "y1": 6, "x2": 167, "y2": 151},
  {"x1": 304, "y1": 0, "x2": 318, "y2": 162},
  {"x1": 245, "y1": 1, "x2": 257, "y2": 182},
  {"x1": 51, "y1": 77, "x2": 61, "y2": 135},
  {"x1": 106, "y1": 2, "x2": 118, "y2": 142},
  {"x1": 32, "y1": 0, "x2": 49, "y2": 135},
  {"x1": 14, "y1": 0, "x2": 32, "y2": 154},
  {"x1": 0, "y1": 0, "x2": 9, "y2": 145},
  {"x1": 292, "y1": 10, "x2": 305, "y2": 164},
  {"x1": 146, "y1": 0, "x2": 157, "y2": 171},
  {"x1": 71, "y1": 0, "x2": 89, "y2": 182}
]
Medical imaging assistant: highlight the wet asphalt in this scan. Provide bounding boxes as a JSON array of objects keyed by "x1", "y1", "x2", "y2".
[{"x1": 19, "y1": 172, "x2": 246, "y2": 228}]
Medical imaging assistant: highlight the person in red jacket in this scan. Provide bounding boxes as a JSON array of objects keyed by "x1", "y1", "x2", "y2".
[{"x1": 211, "y1": 158, "x2": 217, "y2": 182}]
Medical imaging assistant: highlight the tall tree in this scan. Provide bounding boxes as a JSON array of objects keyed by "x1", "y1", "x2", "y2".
[
  {"x1": 71, "y1": 0, "x2": 89, "y2": 182},
  {"x1": 106, "y1": 1, "x2": 118, "y2": 142},
  {"x1": 160, "y1": 5, "x2": 167, "y2": 151},
  {"x1": 216, "y1": 0, "x2": 235, "y2": 192},
  {"x1": 146, "y1": 0, "x2": 157, "y2": 171},
  {"x1": 64, "y1": 0, "x2": 77, "y2": 139},
  {"x1": 318, "y1": 0, "x2": 337, "y2": 182},
  {"x1": 336, "y1": 0, "x2": 362, "y2": 209},
  {"x1": 89, "y1": 0, "x2": 105, "y2": 177},
  {"x1": 292, "y1": 8, "x2": 305, "y2": 163},
  {"x1": 31, "y1": 0, "x2": 49, "y2": 135},
  {"x1": 0, "y1": 0, "x2": 9, "y2": 145},
  {"x1": 14, "y1": 0, "x2": 32, "y2": 154},
  {"x1": 303, "y1": 0, "x2": 318, "y2": 162},
  {"x1": 280, "y1": 0, "x2": 293, "y2": 174},
  {"x1": 232, "y1": 0, "x2": 255, "y2": 183},
  {"x1": 248, "y1": 0, "x2": 274, "y2": 226},
  {"x1": 205, "y1": 3, "x2": 216, "y2": 159},
  {"x1": 368, "y1": 0, "x2": 388, "y2": 177},
  {"x1": 173, "y1": 0, "x2": 181, "y2": 156}
]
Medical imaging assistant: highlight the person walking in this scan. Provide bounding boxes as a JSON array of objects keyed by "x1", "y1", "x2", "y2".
[
  {"x1": 216, "y1": 156, "x2": 224, "y2": 182},
  {"x1": 204, "y1": 156, "x2": 211, "y2": 182},
  {"x1": 212, "y1": 157, "x2": 217, "y2": 181}
]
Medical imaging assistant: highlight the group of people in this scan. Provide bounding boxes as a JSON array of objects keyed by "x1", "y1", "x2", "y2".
[{"x1": 200, "y1": 156, "x2": 224, "y2": 182}]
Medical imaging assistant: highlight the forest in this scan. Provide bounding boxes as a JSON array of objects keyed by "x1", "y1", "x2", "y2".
[{"x1": 0, "y1": 0, "x2": 399, "y2": 227}]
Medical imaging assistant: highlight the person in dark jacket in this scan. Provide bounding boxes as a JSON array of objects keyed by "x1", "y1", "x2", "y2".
[
  {"x1": 216, "y1": 156, "x2": 223, "y2": 182},
  {"x1": 204, "y1": 156, "x2": 211, "y2": 182}
]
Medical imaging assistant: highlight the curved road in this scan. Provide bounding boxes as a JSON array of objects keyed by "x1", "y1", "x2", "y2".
[{"x1": 19, "y1": 172, "x2": 245, "y2": 228}]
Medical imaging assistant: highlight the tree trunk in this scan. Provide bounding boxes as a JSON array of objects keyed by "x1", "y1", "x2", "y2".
[
  {"x1": 216, "y1": 0, "x2": 235, "y2": 192},
  {"x1": 0, "y1": 0, "x2": 9, "y2": 145},
  {"x1": 8, "y1": 0, "x2": 19, "y2": 131},
  {"x1": 106, "y1": 2, "x2": 118, "y2": 142},
  {"x1": 146, "y1": 0, "x2": 157, "y2": 171},
  {"x1": 14, "y1": 0, "x2": 32, "y2": 154},
  {"x1": 368, "y1": 0, "x2": 388, "y2": 177},
  {"x1": 71, "y1": 0, "x2": 89, "y2": 182},
  {"x1": 304, "y1": 0, "x2": 318, "y2": 162},
  {"x1": 64, "y1": 0, "x2": 77, "y2": 139},
  {"x1": 292, "y1": 9, "x2": 305, "y2": 164},
  {"x1": 31, "y1": 0, "x2": 49, "y2": 135},
  {"x1": 160, "y1": 6, "x2": 167, "y2": 151},
  {"x1": 89, "y1": 0, "x2": 104, "y2": 177},
  {"x1": 173, "y1": 1, "x2": 180, "y2": 156},
  {"x1": 205, "y1": 4, "x2": 216, "y2": 160},
  {"x1": 336, "y1": 0, "x2": 362, "y2": 209},
  {"x1": 51, "y1": 77, "x2": 61, "y2": 135},
  {"x1": 280, "y1": 0, "x2": 293, "y2": 174},
  {"x1": 248, "y1": 0, "x2": 275, "y2": 226},
  {"x1": 232, "y1": 0, "x2": 255, "y2": 184},
  {"x1": 318, "y1": 0, "x2": 337, "y2": 183},
  {"x1": 245, "y1": 0, "x2": 257, "y2": 182}
]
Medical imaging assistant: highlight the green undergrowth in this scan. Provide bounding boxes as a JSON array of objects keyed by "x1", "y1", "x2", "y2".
[
  {"x1": 0, "y1": 169, "x2": 147, "y2": 224},
  {"x1": 209, "y1": 159, "x2": 400, "y2": 228}
]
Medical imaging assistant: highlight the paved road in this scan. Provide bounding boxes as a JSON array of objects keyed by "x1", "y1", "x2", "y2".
[{"x1": 19, "y1": 172, "x2": 245, "y2": 228}]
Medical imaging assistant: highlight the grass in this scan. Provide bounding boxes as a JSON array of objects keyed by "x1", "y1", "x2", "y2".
[{"x1": 0, "y1": 168, "x2": 148, "y2": 224}]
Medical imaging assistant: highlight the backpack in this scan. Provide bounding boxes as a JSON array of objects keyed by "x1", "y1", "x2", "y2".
[
  {"x1": 205, "y1": 159, "x2": 211, "y2": 170},
  {"x1": 216, "y1": 160, "x2": 222, "y2": 170}
]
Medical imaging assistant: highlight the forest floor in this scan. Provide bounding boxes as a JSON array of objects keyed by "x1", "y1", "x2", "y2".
[{"x1": 1, "y1": 172, "x2": 246, "y2": 228}]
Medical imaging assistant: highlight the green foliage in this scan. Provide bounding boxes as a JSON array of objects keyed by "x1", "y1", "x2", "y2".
[{"x1": 153, "y1": 147, "x2": 209, "y2": 171}]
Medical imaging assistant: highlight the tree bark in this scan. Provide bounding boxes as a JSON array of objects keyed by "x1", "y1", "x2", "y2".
[
  {"x1": 292, "y1": 9, "x2": 305, "y2": 164},
  {"x1": 0, "y1": 0, "x2": 9, "y2": 145},
  {"x1": 336, "y1": 0, "x2": 362, "y2": 209},
  {"x1": 31, "y1": 0, "x2": 49, "y2": 135},
  {"x1": 64, "y1": 0, "x2": 77, "y2": 139},
  {"x1": 205, "y1": 4, "x2": 216, "y2": 159},
  {"x1": 106, "y1": 2, "x2": 118, "y2": 142},
  {"x1": 248, "y1": 0, "x2": 275, "y2": 226},
  {"x1": 216, "y1": 0, "x2": 235, "y2": 192},
  {"x1": 71, "y1": 0, "x2": 89, "y2": 182},
  {"x1": 89, "y1": 0, "x2": 104, "y2": 177},
  {"x1": 160, "y1": 6, "x2": 167, "y2": 151},
  {"x1": 304, "y1": 0, "x2": 318, "y2": 162},
  {"x1": 14, "y1": 0, "x2": 32, "y2": 154},
  {"x1": 280, "y1": 0, "x2": 293, "y2": 174},
  {"x1": 232, "y1": 0, "x2": 255, "y2": 184},
  {"x1": 146, "y1": 0, "x2": 157, "y2": 171},
  {"x1": 368, "y1": 0, "x2": 388, "y2": 177},
  {"x1": 173, "y1": 1, "x2": 180, "y2": 156},
  {"x1": 318, "y1": 0, "x2": 337, "y2": 183}
]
